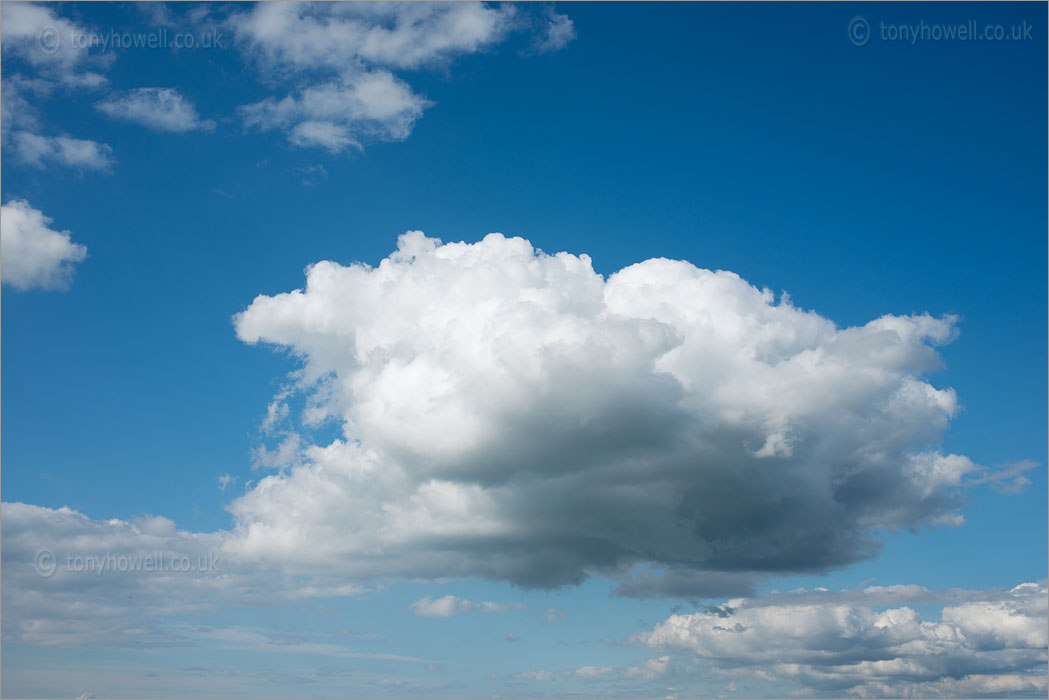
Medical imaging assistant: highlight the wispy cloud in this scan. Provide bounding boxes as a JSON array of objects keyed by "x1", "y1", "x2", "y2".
[
  {"x1": 409, "y1": 595, "x2": 525, "y2": 618},
  {"x1": 97, "y1": 87, "x2": 215, "y2": 133},
  {"x1": 9, "y1": 131, "x2": 113, "y2": 171}
]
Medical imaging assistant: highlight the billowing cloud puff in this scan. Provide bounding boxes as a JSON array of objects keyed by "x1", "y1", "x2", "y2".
[
  {"x1": 228, "y1": 231, "x2": 981, "y2": 594},
  {"x1": 634, "y1": 582, "x2": 1049, "y2": 697},
  {"x1": 1, "y1": 199, "x2": 88, "y2": 291}
]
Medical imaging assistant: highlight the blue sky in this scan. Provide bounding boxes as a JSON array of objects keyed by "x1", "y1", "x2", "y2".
[{"x1": 1, "y1": 2, "x2": 1046, "y2": 698}]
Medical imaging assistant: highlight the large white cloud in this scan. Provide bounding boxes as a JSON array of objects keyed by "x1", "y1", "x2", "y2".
[
  {"x1": 1, "y1": 199, "x2": 88, "y2": 291},
  {"x1": 634, "y1": 582, "x2": 1048, "y2": 697},
  {"x1": 223, "y1": 231, "x2": 1007, "y2": 594}
]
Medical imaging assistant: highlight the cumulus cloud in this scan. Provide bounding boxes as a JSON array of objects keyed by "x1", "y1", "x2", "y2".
[
  {"x1": 9, "y1": 131, "x2": 113, "y2": 171},
  {"x1": 409, "y1": 594, "x2": 525, "y2": 618},
  {"x1": 1, "y1": 199, "x2": 88, "y2": 291},
  {"x1": 228, "y1": 3, "x2": 563, "y2": 152},
  {"x1": 96, "y1": 87, "x2": 215, "y2": 133},
  {"x1": 239, "y1": 71, "x2": 426, "y2": 153},
  {"x1": 634, "y1": 582, "x2": 1049, "y2": 698},
  {"x1": 228, "y1": 231, "x2": 985, "y2": 594}
]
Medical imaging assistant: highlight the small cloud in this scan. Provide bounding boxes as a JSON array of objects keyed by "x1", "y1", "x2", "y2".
[
  {"x1": 9, "y1": 131, "x2": 113, "y2": 171},
  {"x1": 97, "y1": 88, "x2": 215, "y2": 133},
  {"x1": 1, "y1": 199, "x2": 87, "y2": 291},
  {"x1": 410, "y1": 595, "x2": 524, "y2": 618},
  {"x1": 968, "y1": 460, "x2": 1039, "y2": 494},
  {"x1": 504, "y1": 632, "x2": 519, "y2": 642},
  {"x1": 534, "y1": 8, "x2": 576, "y2": 53},
  {"x1": 296, "y1": 164, "x2": 329, "y2": 187},
  {"x1": 513, "y1": 670, "x2": 553, "y2": 681},
  {"x1": 217, "y1": 474, "x2": 237, "y2": 491},
  {"x1": 542, "y1": 607, "x2": 565, "y2": 624}
]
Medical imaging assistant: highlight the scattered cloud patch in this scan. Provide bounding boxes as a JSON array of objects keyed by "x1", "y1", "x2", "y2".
[
  {"x1": 217, "y1": 474, "x2": 237, "y2": 491},
  {"x1": 1, "y1": 199, "x2": 88, "y2": 291},
  {"x1": 0, "y1": 2, "x2": 110, "y2": 86},
  {"x1": 9, "y1": 131, "x2": 113, "y2": 171},
  {"x1": 409, "y1": 595, "x2": 525, "y2": 618},
  {"x1": 238, "y1": 69, "x2": 427, "y2": 154},
  {"x1": 572, "y1": 656, "x2": 671, "y2": 681},
  {"x1": 96, "y1": 87, "x2": 215, "y2": 133},
  {"x1": 1, "y1": 6, "x2": 112, "y2": 170},
  {"x1": 228, "y1": 3, "x2": 566, "y2": 152}
]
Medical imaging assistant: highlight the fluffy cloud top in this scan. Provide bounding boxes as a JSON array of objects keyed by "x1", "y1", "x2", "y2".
[
  {"x1": 96, "y1": 87, "x2": 215, "y2": 133},
  {"x1": 635, "y1": 582, "x2": 1048, "y2": 697},
  {"x1": 1, "y1": 199, "x2": 88, "y2": 291},
  {"x1": 227, "y1": 231, "x2": 984, "y2": 594}
]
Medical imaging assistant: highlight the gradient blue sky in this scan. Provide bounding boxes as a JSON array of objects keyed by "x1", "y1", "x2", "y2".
[{"x1": 2, "y1": 2, "x2": 1046, "y2": 698}]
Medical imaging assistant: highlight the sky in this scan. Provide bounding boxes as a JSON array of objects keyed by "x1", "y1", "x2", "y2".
[{"x1": 1, "y1": 2, "x2": 1046, "y2": 698}]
